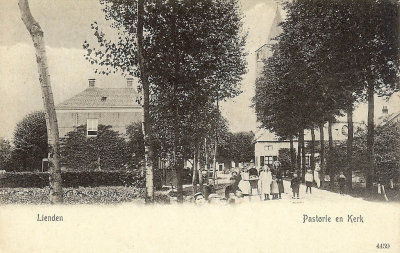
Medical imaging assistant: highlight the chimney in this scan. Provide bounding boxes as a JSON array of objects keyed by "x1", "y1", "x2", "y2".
[
  {"x1": 382, "y1": 105, "x2": 388, "y2": 115},
  {"x1": 127, "y1": 77, "x2": 133, "y2": 88},
  {"x1": 88, "y1": 78, "x2": 95, "y2": 88}
]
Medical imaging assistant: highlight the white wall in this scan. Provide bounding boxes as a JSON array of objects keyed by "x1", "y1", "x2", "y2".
[{"x1": 254, "y1": 141, "x2": 298, "y2": 166}]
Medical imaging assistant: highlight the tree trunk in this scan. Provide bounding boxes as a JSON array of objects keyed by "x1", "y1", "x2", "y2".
[
  {"x1": 301, "y1": 129, "x2": 306, "y2": 182},
  {"x1": 205, "y1": 138, "x2": 209, "y2": 182},
  {"x1": 168, "y1": 0, "x2": 183, "y2": 202},
  {"x1": 328, "y1": 120, "x2": 334, "y2": 188},
  {"x1": 213, "y1": 140, "x2": 217, "y2": 181},
  {"x1": 319, "y1": 123, "x2": 325, "y2": 187},
  {"x1": 192, "y1": 150, "x2": 198, "y2": 194},
  {"x1": 366, "y1": 82, "x2": 375, "y2": 190},
  {"x1": 213, "y1": 97, "x2": 219, "y2": 182},
  {"x1": 137, "y1": 0, "x2": 154, "y2": 203},
  {"x1": 19, "y1": 0, "x2": 63, "y2": 204},
  {"x1": 289, "y1": 137, "x2": 295, "y2": 171},
  {"x1": 310, "y1": 128, "x2": 315, "y2": 171},
  {"x1": 197, "y1": 142, "x2": 203, "y2": 193},
  {"x1": 175, "y1": 156, "x2": 184, "y2": 203},
  {"x1": 346, "y1": 106, "x2": 354, "y2": 191},
  {"x1": 297, "y1": 132, "x2": 302, "y2": 173}
]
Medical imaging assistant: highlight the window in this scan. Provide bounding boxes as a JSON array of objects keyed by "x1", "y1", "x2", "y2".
[
  {"x1": 87, "y1": 119, "x2": 98, "y2": 137},
  {"x1": 265, "y1": 156, "x2": 274, "y2": 165},
  {"x1": 264, "y1": 145, "x2": 273, "y2": 151},
  {"x1": 260, "y1": 156, "x2": 274, "y2": 166}
]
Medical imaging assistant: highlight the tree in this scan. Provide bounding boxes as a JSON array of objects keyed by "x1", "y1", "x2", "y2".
[
  {"x1": 255, "y1": 0, "x2": 399, "y2": 190},
  {"x1": 84, "y1": 0, "x2": 246, "y2": 202},
  {"x1": 353, "y1": 1, "x2": 400, "y2": 189},
  {"x1": 0, "y1": 138, "x2": 13, "y2": 171},
  {"x1": 217, "y1": 131, "x2": 255, "y2": 164},
  {"x1": 12, "y1": 111, "x2": 47, "y2": 171},
  {"x1": 126, "y1": 122, "x2": 145, "y2": 169},
  {"x1": 374, "y1": 122, "x2": 400, "y2": 186},
  {"x1": 137, "y1": 0, "x2": 154, "y2": 202},
  {"x1": 18, "y1": 0, "x2": 63, "y2": 203}
]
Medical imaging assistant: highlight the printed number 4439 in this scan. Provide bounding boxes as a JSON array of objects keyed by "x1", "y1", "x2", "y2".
[{"x1": 376, "y1": 243, "x2": 390, "y2": 249}]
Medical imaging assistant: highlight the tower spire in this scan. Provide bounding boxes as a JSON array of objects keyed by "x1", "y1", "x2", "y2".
[{"x1": 267, "y1": 2, "x2": 283, "y2": 44}]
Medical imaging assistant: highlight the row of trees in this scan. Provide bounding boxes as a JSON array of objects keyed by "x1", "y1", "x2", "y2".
[
  {"x1": 1, "y1": 111, "x2": 255, "y2": 173},
  {"x1": 83, "y1": 0, "x2": 247, "y2": 202},
  {"x1": 253, "y1": 0, "x2": 399, "y2": 190},
  {"x1": 1, "y1": 110, "x2": 255, "y2": 196}
]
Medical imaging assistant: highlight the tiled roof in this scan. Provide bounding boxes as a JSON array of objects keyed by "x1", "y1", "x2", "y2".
[{"x1": 56, "y1": 87, "x2": 141, "y2": 109}]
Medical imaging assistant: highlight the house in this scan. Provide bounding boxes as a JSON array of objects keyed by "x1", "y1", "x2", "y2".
[
  {"x1": 254, "y1": 121, "x2": 365, "y2": 168},
  {"x1": 56, "y1": 78, "x2": 142, "y2": 137}
]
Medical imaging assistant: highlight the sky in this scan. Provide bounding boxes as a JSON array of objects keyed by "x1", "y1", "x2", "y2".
[{"x1": 0, "y1": 0, "x2": 398, "y2": 140}]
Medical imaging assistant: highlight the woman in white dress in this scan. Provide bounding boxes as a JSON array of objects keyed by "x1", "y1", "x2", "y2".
[
  {"x1": 259, "y1": 165, "x2": 272, "y2": 200},
  {"x1": 314, "y1": 162, "x2": 321, "y2": 188},
  {"x1": 238, "y1": 168, "x2": 250, "y2": 195}
]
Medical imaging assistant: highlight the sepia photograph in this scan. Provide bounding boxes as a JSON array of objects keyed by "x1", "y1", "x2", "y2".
[{"x1": 0, "y1": 0, "x2": 399, "y2": 252}]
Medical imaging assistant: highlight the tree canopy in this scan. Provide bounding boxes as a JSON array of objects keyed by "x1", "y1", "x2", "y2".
[
  {"x1": 84, "y1": 0, "x2": 247, "y2": 162},
  {"x1": 12, "y1": 111, "x2": 47, "y2": 171}
]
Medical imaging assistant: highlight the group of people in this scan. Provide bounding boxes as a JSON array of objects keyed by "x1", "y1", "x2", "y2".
[
  {"x1": 193, "y1": 163, "x2": 288, "y2": 205},
  {"x1": 192, "y1": 178, "x2": 246, "y2": 205},
  {"x1": 192, "y1": 165, "x2": 350, "y2": 204}
]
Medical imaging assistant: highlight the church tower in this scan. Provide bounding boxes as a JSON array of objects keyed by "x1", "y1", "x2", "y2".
[{"x1": 255, "y1": 4, "x2": 283, "y2": 76}]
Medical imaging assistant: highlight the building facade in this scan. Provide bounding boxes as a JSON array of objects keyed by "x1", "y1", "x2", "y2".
[
  {"x1": 56, "y1": 78, "x2": 142, "y2": 138},
  {"x1": 254, "y1": 122, "x2": 365, "y2": 167}
]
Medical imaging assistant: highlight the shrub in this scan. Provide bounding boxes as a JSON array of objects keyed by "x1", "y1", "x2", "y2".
[
  {"x1": 60, "y1": 125, "x2": 131, "y2": 170},
  {"x1": 0, "y1": 171, "x2": 145, "y2": 188}
]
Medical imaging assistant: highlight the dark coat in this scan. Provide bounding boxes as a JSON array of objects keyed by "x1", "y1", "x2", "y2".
[
  {"x1": 225, "y1": 184, "x2": 239, "y2": 199},
  {"x1": 248, "y1": 168, "x2": 259, "y2": 177},
  {"x1": 204, "y1": 185, "x2": 216, "y2": 200},
  {"x1": 291, "y1": 177, "x2": 300, "y2": 190}
]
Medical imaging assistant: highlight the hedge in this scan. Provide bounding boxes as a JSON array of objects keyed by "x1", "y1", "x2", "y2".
[{"x1": 0, "y1": 170, "x2": 164, "y2": 188}]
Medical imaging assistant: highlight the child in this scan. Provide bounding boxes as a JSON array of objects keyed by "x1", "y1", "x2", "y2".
[
  {"x1": 194, "y1": 192, "x2": 205, "y2": 205},
  {"x1": 305, "y1": 169, "x2": 313, "y2": 194},
  {"x1": 270, "y1": 175, "x2": 279, "y2": 199},
  {"x1": 276, "y1": 169, "x2": 284, "y2": 199},
  {"x1": 291, "y1": 173, "x2": 300, "y2": 199},
  {"x1": 338, "y1": 172, "x2": 346, "y2": 195}
]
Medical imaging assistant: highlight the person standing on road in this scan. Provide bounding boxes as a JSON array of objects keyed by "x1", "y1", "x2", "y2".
[
  {"x1": 270, "y1": 175, "x2": 279, "y2": 199},
  {"x1": 248, "y1": 167, "x2": 259, "y2": 177},
  {"x1": 238, "y1": 167, "x2": 250, "y2": 194},
  {"x1": 291, "y1": 173, "x2": 300, "y2": 199},
  {"x1": 305, "y1": 169, "x2": 313, "y2": 194},
  {"x1": 314, "y1": 161, "x2": 321, "y2": 188},
  {"x1": 204, "y1": 179, "x2": 216, "y2": 200},
  {"x1": 259, "y1": 166, "x2": 272, "y2": 200},
  {"x1": 276, "y1": 169, "x2": 284, "y2": 199},
  {"x1": 338, "y1": 172, "x2": 346, "y2": 195},
  {"x1": 225, "y1": 177, "x2": 239, "y2": 199}
]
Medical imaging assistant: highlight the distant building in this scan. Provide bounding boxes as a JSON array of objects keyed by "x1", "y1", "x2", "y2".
[
  {"x1": 254, "y1": 122, "x2": 364, "y2": 168},
  {"x1": 56, "y1": 78, "x2": 142, "y2": 137}
]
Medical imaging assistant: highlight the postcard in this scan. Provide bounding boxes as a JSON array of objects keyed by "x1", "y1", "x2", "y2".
[{"x1": 1, "y1": 0, "x2": 399, "y2": 252}]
